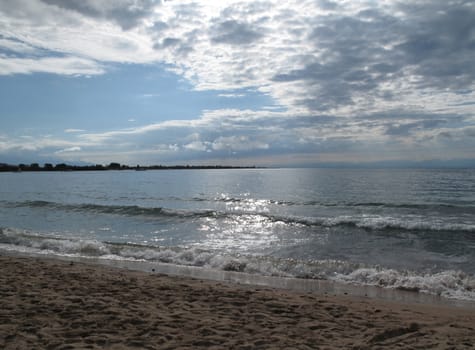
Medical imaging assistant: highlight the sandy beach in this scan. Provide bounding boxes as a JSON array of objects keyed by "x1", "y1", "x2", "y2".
[{"x1": 1, "y1": 255, "x2": 474, "y2": 349}]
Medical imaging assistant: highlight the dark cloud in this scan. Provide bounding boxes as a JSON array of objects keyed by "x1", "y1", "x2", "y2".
[
  {"x1": 357, "y1": 111, "x2": 467, "y2": 132},
  {"x1": 151, "y1": 21, "x2": 168, "y2": 32},
  {"x1": 317, "y1": 0, "x2": 339, "y2": 11},
  {"x1": 370, "y1": 63, "x2": 399, "y2": 74},
  {"x1": 210, "y1": 20, "x2": 263, "y2": 45},
  {"x1": 272, "y1": 11, "x2": 401, "y2": 110},
  {"x1": 464, "y1": 128, "x2": 475, "y2": 137},
  {"x1": 270, "y1": 1, "x2": 475, "y2": 112},
  {"x1": 370, "y1": 113, "x2": 461, "y2": 136},
  {"x1": 162, "y1": 37, "x2": 180, "y2": 48},
  {"x1": 148, "y1": 3, "x2": 202, "y2": 56},
  {"x1": 40, "y1": 0, "x2": 158, "y2": 30},
  {"x1": 438, "y1": 131, "x2": 453, "y2": 139},
  {"x1": 395, "y1": 3, "x2": 475, "y2": 90},
  {"x1": 153, "y1": 32, "x2": 196, "y2": 56}
]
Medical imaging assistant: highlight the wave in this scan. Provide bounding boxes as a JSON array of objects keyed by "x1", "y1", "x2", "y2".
[
  {"x1": 1, "y1": 227, "x2": 474, "y2": 301},
  {"x1": 4, "y1": 200, "x2": 475, "y2": 233},
  {"x1": 6, "y1": 200, "x2": 219, "y2": 219},
  {"x1": 312, "y1": 215, "x2": 475, "y2": 233},
  {"x1": 326, "y1": 201, "x2": 475, "y2": 210},
  {"x1": 6, "y1": 198, "x2": 475, "y2": 212},
  {"x1": 94, "y1": 193, "x2": 475, "y2": 211},
  {"x1": 333, "y1": 268, "x2": 475, "y2": 301},
  {"x1": 214, "y1": 197, "x2": 475, "y2": 213}
]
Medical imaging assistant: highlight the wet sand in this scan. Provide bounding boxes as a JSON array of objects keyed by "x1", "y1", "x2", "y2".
[{"x1": 1, "y1": 255, "x2": 474, "y2": 349}]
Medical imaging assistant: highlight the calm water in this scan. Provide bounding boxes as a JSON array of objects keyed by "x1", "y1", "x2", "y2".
[{"x1": 1, "y1": 168, "x2": 475, "y2": 300}]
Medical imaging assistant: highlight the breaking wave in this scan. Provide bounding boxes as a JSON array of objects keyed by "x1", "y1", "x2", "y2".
[
  {"x1": 1, "y1": 227, "x2": 474, "y2": 301},
  {"x1": 4, "y1": 200, "x2": 475, "y2": 233}
]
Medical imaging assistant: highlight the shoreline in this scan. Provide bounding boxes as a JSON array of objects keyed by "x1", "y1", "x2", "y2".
[
  {"x1": 2, "y1": 249, "x2": 475, "y2": 309},
  {"x1": 0, "y1": 164, "x2": 262, "y2": 172},
  {"x1": 2, "y1": 253, "x2": 475, "y2": 349}
]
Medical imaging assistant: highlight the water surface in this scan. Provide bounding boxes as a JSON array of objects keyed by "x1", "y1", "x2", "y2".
[{"x1": 1, "y1": 168, "x2": 474, "y2": 300}]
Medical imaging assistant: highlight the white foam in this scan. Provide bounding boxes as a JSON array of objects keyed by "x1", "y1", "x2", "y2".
[
  {"x1": 333, "y1": 268, "x2": 475, "y2": 301},
  {"x1": 319, "y1": 214, "x2": 475, "y2": 232},
  {"x1": 1, "y1": 227, "x2": 474, "y2": 301},
  {"x1": 0, "y1": 227, "x2": 111, "y2": 256}
]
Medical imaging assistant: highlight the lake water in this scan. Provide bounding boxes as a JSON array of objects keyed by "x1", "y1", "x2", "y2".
[{"x1": 1, "y1": 168, "x2": 475, "y2": 300}]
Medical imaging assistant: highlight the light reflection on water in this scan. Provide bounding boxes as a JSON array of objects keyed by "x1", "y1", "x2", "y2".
[
  {"x1": 198, "y1": 215, "x2": 280, "y2": 252},
  {"x1": 197, "y1": 194, "x2": 329, "y2": 253},
  {"x1": 198, "y1": 195, "x2": 278, "y2": 251},
  {"x1": 216, "y1": 192, "x2": 274, "y2": 213},
  {"x1": 225, "y1": 199, "x2": 272, "y2": 213}
]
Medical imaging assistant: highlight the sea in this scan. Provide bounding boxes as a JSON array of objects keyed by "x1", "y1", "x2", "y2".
[{"x1": 1, "y1": 168, "x2": 475, "y2": 301}]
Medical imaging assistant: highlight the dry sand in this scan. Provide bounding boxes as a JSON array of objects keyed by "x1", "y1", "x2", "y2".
[{"x1": 1, "y1": 255, "x2": 474, "y2": 349}]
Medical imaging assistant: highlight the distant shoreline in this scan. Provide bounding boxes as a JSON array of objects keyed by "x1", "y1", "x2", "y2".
[{"x1": 0, "y1": 162, "x2": 261, "y2": 172}]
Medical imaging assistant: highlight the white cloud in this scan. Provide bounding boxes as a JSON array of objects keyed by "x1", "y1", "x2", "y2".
[
  {"x1": 212, "y1": 136, "x2": 269, "y2": 152},
  {"x1": 184, "y1": 141, "x2": 209, "y2": 152},
  {"x1": 139, "y1": 93, "x2": 160, "y2": 98},
  {"x1": 64, "y1": 129, "x2": 86, "y2": 133},
  {"x1": 218, "y1": 93, "x2": 245, "y2": 98},
  {"x1": 0, "y1": 135, "x2": 85, "y2": 154},
  {"x1": 55, "y1": 146, "x2": 82, "y2": 154},
  {"x1": 0, "y1": 56, "x2": 104, "y2": 76},
  {"x1": 0, "y1": 38, "x2": 39, "y2": 54}
]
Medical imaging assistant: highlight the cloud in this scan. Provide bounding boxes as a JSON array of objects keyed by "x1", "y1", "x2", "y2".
[
  {"x1": 184, "y1": 141, "x2": 209, "y2": 152},
  {"x1": 212, "y1": 136, "x2": 269, "y2": 152},
  {"x1": 64, "y1": 129, "x2": 86, "y2": 133},
  {"x1": 210, "y1": 19, "x2": 264, "y2": 45},
  {"x1": 317, "y1": 0, "x2": 339, "y2": 11},
  {"x1": 394, "y1": 2, "x2": 475, "y2": 91},
  {"x1": 218, "y1": 93, "x2": 245, "y2": 98},
  {"x1": 55, "y1": 146, "x2": 82, "y2": 154},
  {"x1": 3, "y1": 106, "x2": 472, "y2": 166},
  {"x1": 186, "y1": 1, "x2": 475, "y2": 116},
  {"x1": 3, "y1": 0, "x2": 474, "y2": 114},
  {"x1": 0, "y1": 38, "x2": 40, "y2": 54},
  {"x1": 39, "y1": 0, "x2": 158, "y2": 30},
  {"x1": 139, "y1": 93, "x2": 160, "y2": 98},
  {"x1": 1, "y1": 0, "x2": 475, "y2": 165},
  {"x1": 0, "y1": 0, "x2": 157, "y2": 75},
  {"x1": 0, "y1": 135, "x2": 85, "y2": 154},
  {"x1": 384, "y1": 119, "x2": 449, "y2": 137},
  {"x1": 0, "y1": 56, "x2": 104, "y2": 76},
  {"x1": 270, "y1": 0, "x2": 475, "y2": 113}
]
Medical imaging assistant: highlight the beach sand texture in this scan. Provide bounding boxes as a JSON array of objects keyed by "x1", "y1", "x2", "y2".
[{"x1": 1, "y1": 255, "x2": 474, "y2": 349}]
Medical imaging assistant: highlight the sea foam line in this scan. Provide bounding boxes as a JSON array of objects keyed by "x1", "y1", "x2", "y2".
[{"x1": 1, "y1": 227, "x2": 474, "y2": 301}]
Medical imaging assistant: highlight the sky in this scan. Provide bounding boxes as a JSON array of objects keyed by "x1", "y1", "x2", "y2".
[{"x1": 0, "y1": 0, "x2": 475, "y2": 167}]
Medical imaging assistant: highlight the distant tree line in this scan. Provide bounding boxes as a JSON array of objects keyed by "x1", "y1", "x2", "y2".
[{"x1": 0, "y1": 162, "x2": 258, "y2": 172}]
